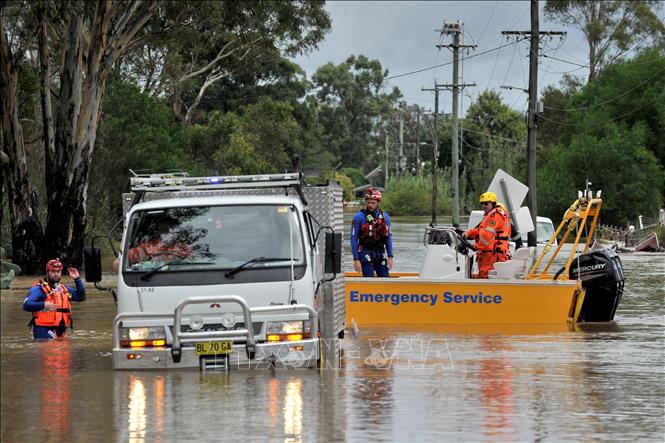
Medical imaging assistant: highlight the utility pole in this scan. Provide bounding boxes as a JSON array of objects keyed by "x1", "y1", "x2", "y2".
[
  {"x1": 437, "y1": 20, "x2": 476, "y2": 228},
  {"x1": 399, "y1": 115, "x2": 405, "y2": 175},
  {"x1": 384, "y1": 133, "x2": 389, "y2": 187},
  {"x1": 415, "y1": 109, "x2": 421, "y2": 175},
  {"x1": 421, "y1": 84, "x2": 446, "y2": 225},
  {"x1": 502, "y1": 3, "x2": 565, "y2": 247},
  {"x1": 526, "y1": 0, "x2": 539, "y2": 248}
]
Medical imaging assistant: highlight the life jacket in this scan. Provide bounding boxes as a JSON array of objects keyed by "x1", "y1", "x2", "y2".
[
  {"x1": 489, "y1": 207, "x2": 511, "y2": 255},
  {"x1": 30, "y1": 280, "x2": 73, "y2": 328},
  {"x1": 468, "y1": 207, "x2": 510, "y2": 255},
  {"x1": 359, "y1": 209, "x2": 390, "y2": 248}
]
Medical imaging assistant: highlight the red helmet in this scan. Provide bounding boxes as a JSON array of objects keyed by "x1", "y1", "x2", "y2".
[
  {"x1": 364, "y1": 188, "x2": 382, "y2": 201},
  {"x1": 46, "y1": 258, "x2": 63, "y2": 272}
]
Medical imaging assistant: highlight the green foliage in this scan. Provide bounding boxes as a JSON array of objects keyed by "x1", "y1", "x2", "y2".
[
  {"x1": 126, "y1": 1, "x2": 331, "y2": 122},
  {"x1": 193, "y1": 97, "x2": 332, "y2": 175},
  {"x1": 312, "y1": 55, "x2": 402, "y2": 171},
  {"x1": 340, "y1": 167, "x2": 365, "y2": 189},
  {"x1": 317, "y1": 171, "x2": 355, "y2": 201},
  {"x1": 539, "y1": 118, "x2": 664, "y2": 225},
  {"x1": 91, "y1": 74, "x2": 193, "y2": 229},
  {"x1": 538, "y1": 49, "x2": 665, "y2": 223},
  {"x1": 460, "y1": 90, "x2": 527, "y2": 208},
  {"x1": 544, "y1": 0, "x2": 665, "y2": 80},
  {"x1": 568, "y1": 50, "x2": 665, "y2": 170},
  {"x1": 381, "y1": 174, "x2": 452, "y2": 216}
]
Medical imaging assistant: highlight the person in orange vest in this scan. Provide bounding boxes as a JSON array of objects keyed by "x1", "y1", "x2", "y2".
[
  {"x1": 464, "y1": 192, "x2": 511, "y2": 278},
  {"x1": 497, "y1": 202, "x2": 523, "y2": 250},
  {"x1": 22, "y1": 258, "x2": 86, "y2": 339}
]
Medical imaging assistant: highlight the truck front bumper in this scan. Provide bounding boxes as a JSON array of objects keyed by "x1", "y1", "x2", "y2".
[{"x1": 113, "y1": 338, "x2": 319, "y2": 370}]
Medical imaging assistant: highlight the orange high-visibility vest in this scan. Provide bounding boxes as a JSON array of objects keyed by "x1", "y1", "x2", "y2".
[
  {"x1": 31, "y1": 280, "x2": 72, "y2": 327},
  {"x1": 466, "y1": 207, "x2": 510, "y2": 254}
]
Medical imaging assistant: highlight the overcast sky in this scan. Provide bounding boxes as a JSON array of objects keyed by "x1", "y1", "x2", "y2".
[{"x1": 293, "y1": 1, "x2": 664, "y2": 116}]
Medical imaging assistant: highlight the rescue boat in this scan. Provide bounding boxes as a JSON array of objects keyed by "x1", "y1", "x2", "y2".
[{"x1": 345, "y1": 171, "x2": 625, "y2": 326}]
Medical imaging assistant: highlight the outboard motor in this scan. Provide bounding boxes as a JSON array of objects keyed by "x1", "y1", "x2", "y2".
[{"x1": 569, "y1": 248, "x2": 625, "y2": 321}]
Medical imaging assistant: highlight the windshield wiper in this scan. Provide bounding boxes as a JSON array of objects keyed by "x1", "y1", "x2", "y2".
[
  {"x1": 224, "y1": 257, "x2": 293, "y2": 278},
  {"x1": 140, "y1": 261, "x2": 214, "y2": 281}
]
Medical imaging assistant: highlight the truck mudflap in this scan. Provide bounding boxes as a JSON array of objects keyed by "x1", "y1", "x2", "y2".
[{"x1": 112, "y1": 295, "x2": 319, "y2": 370}]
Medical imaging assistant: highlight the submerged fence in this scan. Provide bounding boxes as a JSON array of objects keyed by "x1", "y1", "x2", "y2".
[{"x1": 598, "y1": 209, "x2": 665, "y2": 247}]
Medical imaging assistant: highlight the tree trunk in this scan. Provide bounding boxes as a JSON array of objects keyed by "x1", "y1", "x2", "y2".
[
  {"x1": 39, "y1": 17, "x2": 56, "y2": 199},
  {"x1": 587, "y1": 0, "x2": 599, "y2": 82},
  {"x1": 1, "y1": 54, "x2": 45, "y2": 273},
  {"x1": 4, "y1": 2, "x2": 157, "y2": 269}
]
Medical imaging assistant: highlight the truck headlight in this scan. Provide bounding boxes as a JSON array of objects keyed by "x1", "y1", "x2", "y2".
[
  {"x1": 265, "y1": 320, "x2": 312, "y2": 342},
  {"x1": 119, "y1": 326, "x2": 167, "y2": 348}
]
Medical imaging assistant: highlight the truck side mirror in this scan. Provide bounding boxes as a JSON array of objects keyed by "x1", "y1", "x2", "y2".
[
  {"x1": 324, "y1": 232, "x2": 342, "y2": 274},
  {"x1": 84, "y1": 247, "x2": 102, "y2": 283}
]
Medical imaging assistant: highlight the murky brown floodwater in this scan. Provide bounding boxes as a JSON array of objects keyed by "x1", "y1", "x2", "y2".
[{"x1": 2, "y1": 219, "x2": 664, "y2": 442}]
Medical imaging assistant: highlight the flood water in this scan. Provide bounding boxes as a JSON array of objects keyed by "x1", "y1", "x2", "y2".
[{"x1": 2, "y1": 218, "x2": 664, "y2": 442}]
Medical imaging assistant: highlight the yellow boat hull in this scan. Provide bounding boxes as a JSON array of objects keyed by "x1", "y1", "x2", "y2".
[{"x1": 345, "y1": 273, "x2": 581, "y2": 326}]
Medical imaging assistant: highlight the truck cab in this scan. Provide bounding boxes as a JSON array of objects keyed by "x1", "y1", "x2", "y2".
[{"x1": 86, "y1": 173, "x2": 344, "y2": 370}]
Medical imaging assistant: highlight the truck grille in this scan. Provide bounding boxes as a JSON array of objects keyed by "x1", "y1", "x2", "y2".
[{"x1": 179, "y1": 322, "x2": 262, "y2": 335}]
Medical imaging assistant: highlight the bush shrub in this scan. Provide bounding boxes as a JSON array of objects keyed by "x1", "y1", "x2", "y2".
[{"x1": 381, "y1": 174, "x2": 451, "y2": 216}]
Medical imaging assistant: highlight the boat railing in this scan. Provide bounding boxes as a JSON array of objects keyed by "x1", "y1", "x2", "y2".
[{"x1": 527, "y1": 197, "x2": 602, "y2": 281}]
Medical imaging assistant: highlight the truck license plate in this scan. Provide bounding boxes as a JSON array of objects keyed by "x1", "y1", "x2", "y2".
[{"x1": 195, "y1": 341, "x2": 233, "y2": 355}]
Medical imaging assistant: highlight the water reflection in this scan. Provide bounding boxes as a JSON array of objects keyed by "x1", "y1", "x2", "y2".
[
  {"x1": 283, "y1": 379, "x2": 303, "y2": 442},
  {"x1": 38, "y1": 340, "x2": 72, "y2": 442},
  {"x1": 267, "y1": 378, "x2": 305, "y2": 442},
  {"x1": 478, "y1": 339, "x2": 515, "y2": 441},
  {"x1": 128, "y1": 376, "x2": 146, "y2": 442}
]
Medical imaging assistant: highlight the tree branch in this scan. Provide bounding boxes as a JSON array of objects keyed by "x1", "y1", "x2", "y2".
[
  {"x1": 106, "y1": 3, "x2": 159, "y2": 66},
  {"x1": 178, "y1": 38, "x2": 237, "y2": 82}
]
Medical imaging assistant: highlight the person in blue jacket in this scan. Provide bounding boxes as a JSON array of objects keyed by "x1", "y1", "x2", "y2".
[
  {"x1": 23, "y1": 258, "x2": 86, "y2": 339},
  {"x1": 350, "y1": 188, "x2": 394, "y2": 277}
]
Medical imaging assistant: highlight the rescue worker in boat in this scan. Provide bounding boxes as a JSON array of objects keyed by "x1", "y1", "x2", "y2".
[
  {"x1": 497, "y1": 202, "x2": 523, "y2": 250},
  {"x1": 350, "y1": 188, "x2": 394, "y2": 277},
  {"x1": 22, "y1": 259, "x2": 86, "y2": 339},
  {"x1": 463, "y1": 192, "x2": 511, "y2": 278}
]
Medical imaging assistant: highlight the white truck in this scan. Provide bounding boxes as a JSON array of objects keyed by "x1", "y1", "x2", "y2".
[{"x1": 85, "y1": 172, "x2": 345, "y2": 371}]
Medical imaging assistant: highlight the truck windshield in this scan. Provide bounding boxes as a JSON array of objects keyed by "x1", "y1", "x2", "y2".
[{"x1": 123, "y1": 205, "x2": 304, "y2": 272}]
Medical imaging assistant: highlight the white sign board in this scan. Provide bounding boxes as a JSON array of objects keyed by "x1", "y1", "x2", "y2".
[
  {"x1": 487, "y1": 169, "x2": 529, "y2": 214},
  {"x1": 515, "y1": 206, "x2": 535, "y2": 234}
]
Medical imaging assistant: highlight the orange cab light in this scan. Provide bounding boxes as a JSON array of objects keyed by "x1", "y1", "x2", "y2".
[
  {"x1": 127, "y1": 354, "x2": 142, "y2": 360},
  {"x1": 267, "y1": 333, "x2": 304, "y2": 343},
  {"x1": 124, "y1": 339, "x2": 166, "y2": 348}
]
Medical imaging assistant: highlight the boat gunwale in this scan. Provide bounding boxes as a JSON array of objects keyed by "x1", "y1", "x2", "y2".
[{"x1": 345, "y1": 276, "x2": 579, "y2": 286}]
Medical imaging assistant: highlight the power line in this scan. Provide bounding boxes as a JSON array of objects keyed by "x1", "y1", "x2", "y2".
[
  {"x1": 543, "y1": 65, "x2": 665, "y2": 112},
  {"x1": 501, "y1": 39, "x2": 520, "y2": 85},
  {"x1": 539, "y1": 92, "x2": 662, "y2": 126},
  {"x1": 542, "y1": 53, "x2": 588, "y2": 68},
  {"x1": 485, "y1": 36, "x2": 504, "y2": 90},
  {"x1": 477, "y1": 1, "x2": 498, "y2": 45},
  {"x1": 385, "y1": 37, "x2": 528, "y2": 80}
]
